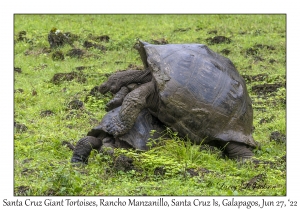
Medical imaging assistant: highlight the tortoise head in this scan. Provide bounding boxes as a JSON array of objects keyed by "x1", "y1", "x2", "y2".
[
  {"x1": 99, "y1": 81, "x2": 110, "y2": 94},
  {"x1": 99, "y1": 73, "x2": 120, "y2": 94}
]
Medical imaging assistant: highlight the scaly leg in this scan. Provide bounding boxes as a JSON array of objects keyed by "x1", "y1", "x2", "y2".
[
  {"x1": 106, "y1": 80, "x2": 157, "y2": 137},
  {"x1": 71, "y1": 136, "x2": 102, "y2": 164},
  {"x1": 99, "y1": 68, "x2": 152, "y2": 94},
  {"x1": 105, "y1": 86, "x2": 129, "y2": 111}
]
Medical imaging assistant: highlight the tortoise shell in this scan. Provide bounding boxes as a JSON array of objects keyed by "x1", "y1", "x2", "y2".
[{"x1": 139, "y1": 41, "x2": 256, "y2": 147}]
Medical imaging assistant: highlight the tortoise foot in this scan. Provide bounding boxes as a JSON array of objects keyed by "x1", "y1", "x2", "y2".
[
  {"x1": 105, "y1": 87, "x2": 129, "y2": 112},
  {"x1": 224, "y1": 142, "x2": 254, "y2": 161},
  {"x1": 106, "y1": 116, "x2": 128, "y2": 137},
  {"x1": 71, "y1": 155, "x2": 89, "y2": 164},
  {"x1": 71, "y1": 136, "x2": 102, "y2": 164}
]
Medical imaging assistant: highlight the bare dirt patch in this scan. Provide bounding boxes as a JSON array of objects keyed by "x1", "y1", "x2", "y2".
[
  {"x1": 74, "y1": 66, "x2": 95, "y2": 71},
  {"x1": 254, "y1": 44, "x2": 275, "y2": 50},
  {"x1": 67, "y1": 99, "x2": 84, "y2": 110},
  {"x1": 208, "y1": 30, "x2": 218, "y2": 34},
  {"x1": 16, "y1": 31, "x2": 27, "y2": 42},
  {"x1": 47, "y1": 28, "x2": 77, "y2": 48},
  {"x1": 270, "y1": 131, "x2": 286, "y2": 143},
  {"x1": 220, "y1": 49, "x2": 230, "y2": 56},
  {"x1": 206, "y1": 36, "x2": 231, "y2": 44},
  {"x1": 40, "y1": 110, "x2": 54, "y2": 117},
  {"x1": 66, "y1": 48, "x2": 86, "y2": 58},
  {"x1": 185, "y1": 167, "x2": 212, "y2": 178},
  {"x1": 251, "y1": 83, "x2": 285, "y2": 95},
  {"x1": 22, "y1": 158, "x2": 34, "y2": 164},
  {"x1": 88, "y1": 34, "x2": 110, "y2": 42},
  {"x1": 154, "y1": 166, "x2": 166, "y2": 176},
  {"x1": 14, "y1": 186, "x2": 30, "y2": 196},
  {"x1": 21, "y1": 168, "x2": 35, "y2": 175},
  {"x1": 243, "y1": 44, "x2": 275, "y2": 57},
  {"x1": 14, "y1": 122, "x2": 28, "y2": 132},
  {"x1": 51, "y1": 72, "x2": 86, "y2": 84},
  {"x1": 173, "y1": 27, "x2": 191, "y2": 32},
  {"x1": 259, "y1": 116, "x2": 275, "y2": 124},
  {"x1": 113, "y1": 155, "x2": 134, "y2": 172},
  {"x1": 14, "y1": 67, "x2": 22, "y2": 73},
  {"x1": 14, "y1": 89, "x2": 24, "y2": 93},
  {"x1": 52, "y1": 51, "x2": 64, "y2": 61},
  {"x1": 186, "y1": 168, "x2": 198, "y2": 177},
  {"x1": 242, "y1": 73, "x2": 268, "y2": 83},
  {"x1": 83, "y1": 41, "x2": 106, "y2": 51},
  {"x1": 152, "y1": 38, "x2": 168, "y2": 45}
]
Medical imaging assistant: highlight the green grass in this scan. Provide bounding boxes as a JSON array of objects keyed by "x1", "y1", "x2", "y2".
[{"x1": 14, "y1": 14, "x2": 286, "y2": 196}]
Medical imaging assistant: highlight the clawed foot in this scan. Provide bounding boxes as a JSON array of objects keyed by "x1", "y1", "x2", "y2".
[
  {"x1": 106, "y1": 116, "x2": 128, "y2": 137},
  {"x1": 71, "y1": 155, "x2": 89, "y2": 165},
  {"x1": 70, "y1": 136, "x2": 102, "y2": 165},
  {"x1": 105, "y1": 86, "x2": 130, "y2": 111}
]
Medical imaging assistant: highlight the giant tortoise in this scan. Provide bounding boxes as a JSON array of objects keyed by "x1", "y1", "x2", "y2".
[{"x1": 98, "y1": 40, "x2": 258, "y2": 160}]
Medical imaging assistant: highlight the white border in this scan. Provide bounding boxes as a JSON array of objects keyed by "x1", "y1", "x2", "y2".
[{"x1": 2, "y1": 1, "x2": 299, "y2": 209}]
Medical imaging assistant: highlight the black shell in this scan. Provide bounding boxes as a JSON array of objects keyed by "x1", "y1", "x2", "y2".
[
  {"x1": 87, "y1": 107, "x2": 164, "y2": 150},
  {"x1": 140, "y1": 41, "x2": 256, "y2": 147}
]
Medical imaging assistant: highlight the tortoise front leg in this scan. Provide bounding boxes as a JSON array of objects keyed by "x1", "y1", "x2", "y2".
[
  {"x1": 99, "y1": 68, "x2": 151, "y2": 94},
  {"x1": 105, "y1": 83, "x2": 143, "y2": 111},
  {"x1": 106, "y1": 80, "x2": 157, "y2": 137},
  {"x1": 105, "y1": 86, "x2": 129, "y2": 111}
]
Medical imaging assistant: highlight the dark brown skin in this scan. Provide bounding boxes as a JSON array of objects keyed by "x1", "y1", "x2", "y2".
[
  {"x1": 105, "y1": 83, "x2": 144, "y2": 112},
  {"x1": 105, "y1": 86, "x2": 130, "y2": 111},
  {"x1": 99, "y1": 69, "x2": 152, "y2": 94},
  {"x1": 106, "y1": 79, "x2": 158, "y2": 137}
]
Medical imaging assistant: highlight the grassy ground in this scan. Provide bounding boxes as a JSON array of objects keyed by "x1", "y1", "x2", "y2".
[{"x1": 14, "y1": 14, "x2": 286, "y2": 196}]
